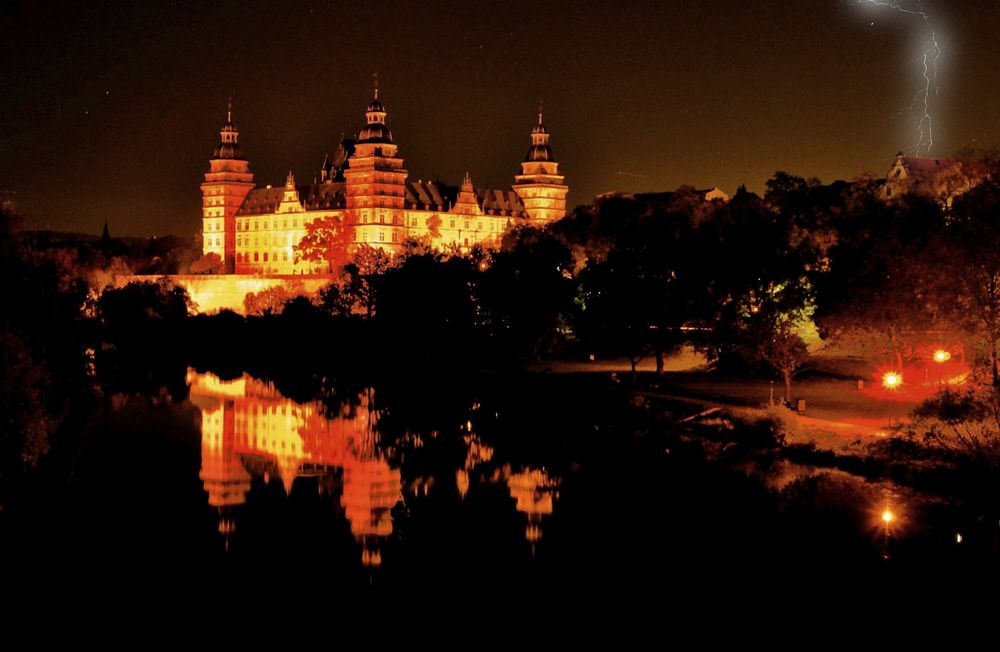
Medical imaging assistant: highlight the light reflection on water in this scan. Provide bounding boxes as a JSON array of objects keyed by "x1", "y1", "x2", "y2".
[{"x1": 188, "y1": 369, "x2": 559, "y2": 566}]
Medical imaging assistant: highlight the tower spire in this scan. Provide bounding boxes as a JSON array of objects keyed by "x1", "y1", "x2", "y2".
[
  {"x1": 227, "y1": 96, "x2": 232, "y2": 123},
  {"x1": 538, "y1": 99, "x2": 543, "y2": 125},
  {"x1": 373, "y1": 72, "x2": 379, "y2": 99}
]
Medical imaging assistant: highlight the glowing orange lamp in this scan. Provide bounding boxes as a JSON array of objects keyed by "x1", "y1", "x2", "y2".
[{"x1": 882, "y1": 371, "x2": 903, "y2": 390}]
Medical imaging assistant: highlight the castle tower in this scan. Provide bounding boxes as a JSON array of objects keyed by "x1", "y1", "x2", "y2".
[
  {"x1": 452, "y1": 172, "x2": 482, "y2": 216},
  {"x1": 201, "y1": 99, "x2": 255, "y2": 273},
  {"x1": 344, "y1": 79, "x2": 409, "y2": 253},
  {"x1": 513, "y1": 105, "x2": 568, "y2": 223},
  {"x1": 277, "y1": 170, "x2": 304, "y2": 214}
]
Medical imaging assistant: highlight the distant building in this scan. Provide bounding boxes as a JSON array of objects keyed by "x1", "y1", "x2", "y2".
[
  {"x1": 595, "y1": 187, "x2": 730, "y2": 204},
  {"x1": 201, "y1": 87, "x2": 569, "y2": 274},
  {"x1": 881, "y1": 151, "x2": 987, "y2": 206}
]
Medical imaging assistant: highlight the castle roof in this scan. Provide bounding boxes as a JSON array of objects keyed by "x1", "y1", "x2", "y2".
[
  {"x1": 236, "y1": 179, "x2": 526, "y2": 218},
  {"x1": 477, "y1": 188, "x2": 528, "y2": 218},
  {"x1": 405, "y1": 180, "x2": 456, "y2": 210},
  {"x1": 893, "y1": 155, "x2": 966, "y2": 179},
  {"x1": 213, "y1": 139, "x2": 245, "y2": 160},
  {"x1": 358, "y1": 122, "x2": 393, "y2": 143},
  {"x1": 236, "y1": 183, "x2": 347, "y2": 216},
  {"x1": 525, "y1": 144, "x2": 555, "y2": 162}
]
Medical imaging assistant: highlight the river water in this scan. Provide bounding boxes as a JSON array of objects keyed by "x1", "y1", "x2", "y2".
[{"x1": 4, "y1": 367, "x2": 995, "y2": 607}]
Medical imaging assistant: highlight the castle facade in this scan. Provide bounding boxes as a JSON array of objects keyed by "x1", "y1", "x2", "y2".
[{"x1": 200, "y1": 89, "x2": 569, "y2": 274}]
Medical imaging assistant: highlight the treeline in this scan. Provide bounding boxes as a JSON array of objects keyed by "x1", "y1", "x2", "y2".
[
  {"x1": 93, "y1": 164, "x2": 1000, "y2": 392},
  {"x1": 0, "y1": 210, "x2": 91, "y2": 499}
]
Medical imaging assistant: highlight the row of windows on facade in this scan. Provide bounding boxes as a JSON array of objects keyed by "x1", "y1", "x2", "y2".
[
  {"x1": 213, "y1": 221, "x2": 504, "y2": 250},
  {"x1": 348, "y1": 187, "x2": 405, "y2": 197},
  {"x1": 223, "y1": 215, "x2": 506, "y2": 232},
  {"x1": 237, "y1": 234, "x2": 300, "y2": 247},
  {"x1": 237, "y1": 218, "x2": 305, "y2": 231},
  {"x1": 237, "y1": 251, "x2": 292, "y2": 262}
]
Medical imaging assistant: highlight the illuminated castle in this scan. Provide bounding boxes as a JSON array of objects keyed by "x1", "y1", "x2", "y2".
[{"x1": 201, "y1": 88, "x2": 569, "y2": 274}]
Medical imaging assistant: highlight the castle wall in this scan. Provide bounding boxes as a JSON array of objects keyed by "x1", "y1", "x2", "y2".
[{"x1": 119, "y1": 274, "x2": 331, "y2": 315}]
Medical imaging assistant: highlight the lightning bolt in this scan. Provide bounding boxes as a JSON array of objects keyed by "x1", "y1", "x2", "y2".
[{"x1": 860, "y1": 0, "x2": 941, "y2": 154}]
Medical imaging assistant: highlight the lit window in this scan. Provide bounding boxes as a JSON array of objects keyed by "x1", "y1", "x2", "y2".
[
  {"x1": 263, "y1": 252, "x2": 268, "y2": 262},
  {"x1": 450, "y1": 219, "x2": 456, "y2": 228}
]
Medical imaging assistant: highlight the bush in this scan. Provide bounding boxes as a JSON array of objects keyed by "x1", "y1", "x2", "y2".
[
  {"x1": 730, "y1": 403, "x2": 799, "y2": 448},
  {"x1": 907, "y1": 388, "x2": 1000, "y2": 466}
]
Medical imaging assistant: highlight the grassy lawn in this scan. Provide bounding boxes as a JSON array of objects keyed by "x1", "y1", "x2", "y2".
[
  {"x1": 532, "y1": 347, "x2": 923, "y2": 434},
  {"x1": 648, "y1": 371, "x2": 915, "y2": 424}
]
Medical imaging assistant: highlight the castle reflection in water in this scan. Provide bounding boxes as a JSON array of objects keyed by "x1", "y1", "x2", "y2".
[{"x1": 188, "y1": 369, "x2": 559, "y2": 566}]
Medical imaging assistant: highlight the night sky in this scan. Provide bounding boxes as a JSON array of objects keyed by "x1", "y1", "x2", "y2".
[{"x1": 4, "y1": 0, "x2": 1000, "y2": 237}]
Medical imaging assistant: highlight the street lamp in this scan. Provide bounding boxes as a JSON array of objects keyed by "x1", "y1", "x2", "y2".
[
  {"x1": 882, "y1": 371, "x2": 903, "y2": 390},
  {"x1": 881, "y1": 507, "x2": 895, "y2": 560}
]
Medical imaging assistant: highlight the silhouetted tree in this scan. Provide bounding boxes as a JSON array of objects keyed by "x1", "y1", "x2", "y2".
[
  {"x1": 943, "y1": 173, "x2": 1000, "y2": 385},
  {"x1": 813, "y1": 186, "x2": 947, "y2": 370},
  {"x1": 755, "y1": 323, "x2": 809, "y2": 402},
  {"x1": 374, "y1": 252, "x2": 479, "y2": 364},
  {"x1": 573, "y1": 196, "x2": 696, "y2": 378},
  {"x1": 0, "y1": 206, "x2": 89, "y2": 484},
  {"x1": 320, "y1": 245, "x2": 395, "y2": 319},
  {"x1": 481, "y1": 225, "x2": 575, "y2": 360},
  {"x1": 696, "y1": 187, "x2": 814, "y2": 369}
]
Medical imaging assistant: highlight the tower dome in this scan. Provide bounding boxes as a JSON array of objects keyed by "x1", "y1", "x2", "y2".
[
  {"x1": 213, "y1": 99, "x2": 245, "y2": 160},
  {"x1": 359, "y1": 79, "x2": 393, "y2": 143},
  {"x1": 212, "y1": 135, "x2": 245, "y2": 160},
  {"x1": 524, "y1": 105, "x2": 553, "y2": 162},
  {"x1": 525, "y1": 143, "x2": 554, "y2": 162},
  {"x1": 358, "y1": 121, "x2": 393, "y2": 143}
]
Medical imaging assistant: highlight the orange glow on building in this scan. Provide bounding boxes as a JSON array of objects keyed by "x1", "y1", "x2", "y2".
[
  {"x1": 201, "y1": 85, "x2": 569, "y2": 272},
  {"x1": 201, "y1": 99, "x2": 255, "y2": 274}
]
